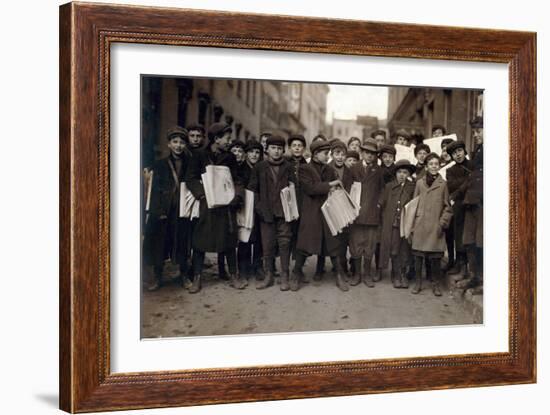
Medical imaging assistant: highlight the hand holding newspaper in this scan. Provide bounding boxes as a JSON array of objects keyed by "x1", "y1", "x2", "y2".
[
  {"x1": 237, "y1": 189, "x2": 255, "y2": 242},
  {"x1": 280, "y1": 182, "x2": 299, "y2": 222},
  {"x1": 179, "y1": 182, "x2": 200, "y2": 219},
  {"x1": 400, "y1": 196, "x2": 420, "y2": 239},
  {"x1": 349, "y1": 182, "x2": 361, "y2": 214},
  {"x1": 201, "y1": 165, "x2": 235, "y2": 209},
  {"x1": 321, "y1": 188, "x2": 360, "y2": 236}
]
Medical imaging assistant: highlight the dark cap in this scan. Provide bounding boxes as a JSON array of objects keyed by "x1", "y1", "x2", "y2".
[
  {"x1": 312, "y1": 133, "x2": 328, "y2": 143},
  {"x1": 266, "y1": 135, "x2": 286, "y2": 148},
  {"x1": 379, "y1": 144, "x2": 396, "y2": 157},
  {"x1": 470, "y1": 116, "x2": 484, "y2": 129},
  {"x1": 425, "y1": 152, "x2": 441, "y2": 164},
  {"x1": 245, "y1": 140, "x2": 263, "y2": 153},
  {"x1": 208, "y1": 122, "x2": 232, "y2": 142},
  {"x1": 414, "y1": 143, "x2": 431, "y2": 156},
  {"x1": 394, "y1": 159, "x2": 416, "y2": 175},
  {"x1": 446, "y1": 140, "x2": 467, "y2": 156},
  {"x1": 346, "y1": 150, "x2": 360, "y2": 161},
  {"x1": 287, "y1": 134, "x2": 306, "y2": 147},
  {"x1": 347, "y1": 136, "x2": 361, "y2": 146},
  {"x1": 330, "y1": 138, "x2": 347, "y2": 152},
  {"x1": 310, "y1": 140, "x2": 331, "y2": 155},
  {"x1": 360, "y1": 137, "x2": 378, "y2": 153},
  {"x1": 441, "y1": 138, "x2": 455, "y2": 149},
  {"x1": 166, "y1": 126, "x2": 188, "y2": 141},
  {"x1": 229, "y1": 140, "x2": 245, "y2": 151},
  {"x1": 395, "y1": 129, "x2": 410, "y2": 140}
]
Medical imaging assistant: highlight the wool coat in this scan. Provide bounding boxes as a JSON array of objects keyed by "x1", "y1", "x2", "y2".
[
  {"x1": 411, "y1": 175, "x2": 453, "y2": 253},
  {"x1": 247, "y1": 159, "x2": 294, "y2": 223},
  {"x1": 349, "y1": 162, "x2": 385, "y2": 225},
  {"x1": 286, "y1": 155, "x2": 308, "y2": 213},
  {"x1": 143, "y1": 155, "x2": 190, "y2": 267},
  {"x1": 328, "y1": 161, "x2": 353, "y2": 192},
  {"x1": 378, "y1": 178, "x2": 416, "y2": 268},
  {"x1": 446, "y1": 158, "x2": 474, "y2": 251},
  {"x1": 296, "y1": 161, "x2": 340, "y2": 256},
  {"x1": 185, "y1": 147, "x2": 243, "y2": 253}
]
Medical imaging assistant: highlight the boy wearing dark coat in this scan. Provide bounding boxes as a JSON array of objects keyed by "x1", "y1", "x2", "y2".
[
  {"x1": 293, "y1": 140, "x2": 348, "y2": 291},
  {"x1": 446, "y1": 140, "x2": 475, "y2": 277},
  {"x1": 410, "y1": 153, "x2": 453, "y2": 296},
  {"x1": 185, "y1": 122, "x2": 247, "y2": 293},
  {"x1": 349, "y1": 138, "x2": 385, "y2": 287},
  {"x1": 378, "y1": 160, "x2": 416, "y2": 288},
  {"x1": 457, "y1": 117, "x2": 484, "y2": 292},
  {"x1": 379, "y1": 144, "x2": 397, "y2": 184},
  {"x1": 143, "y1": 127, "x2": 192, "y2": 291},
  {"x1": 248, "y1": 135, "x2": 294, "y2": 290}
]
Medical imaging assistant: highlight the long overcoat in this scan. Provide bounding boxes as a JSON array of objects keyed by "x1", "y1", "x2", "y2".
[
  {"x1": 185, "y1": 147, "x2": 243, "y2": 253},
  {"x1": 378, "y1": 178, "x2": 416, "y2": 268},
  {"x1": 143, "y1": 155, "x2": 190, "y2": 266},
  {"x1": 328, "y1": 161, "x2": 353, "y2": 192},
  {"x1": 286, "y1": 155, "x2": 308, "y2": 213},
  {"x1": 349, "y1": 162, "x2": 385, "y2": 225},
  {"x1": 446, "y1": 159, "x2": 474, "y2": 251},
  {"x1": 411, "y1": 175, "x2": 453, "y2": 253},
  {"x1": 247, "y1": 159, "x2": 293, "y2": 223},
  {"x1": 296, "y1": 161, "x2": 340, "y2": 256}
]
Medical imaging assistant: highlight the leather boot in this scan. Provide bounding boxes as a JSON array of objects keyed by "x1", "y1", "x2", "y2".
[
  {"x1": 230, "y1": 273, "x2": 247, "y2": 289},
  {"x1": 348, "y1": 258, "x2": 361, "y2": 286},
  {"x1": 280, "y1": 271, "x2": 290, "y2": 291},
  {"x1": 256, "y1": 261, "x2": 274, "y2": 290},
  {"x1": 147, "y1": 271, "x2": 163, "y2": 291},
  {"x1": 362, "y1": 256, "x2": 375, "y2": 288},
  {"x1": 400, "y1": 269, "x2": 409, "y2": 288},
  {"x1": 289, "y1": 270, "x2": 300, "y2": 291},
  {"x1": 188, "y1": 274, "x2": 202, "y2": 294},
  {"x1": 412, "y1": 275, "x2": 422, "y2": 294},
  {"x1": 373, "y1": 268, "x2": 382, "y2": 282},
  {"x1": 392, "y1": 266, "x2": 402, "y2": 288},
  {"x1": 332, "y1": 257, "x2": 349, "y2": 291}
]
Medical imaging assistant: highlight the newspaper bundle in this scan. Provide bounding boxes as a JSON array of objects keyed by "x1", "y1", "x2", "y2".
[
  {"x1": 321, "y1": 188, "x2": 360, "y2": 236},
  {"x1": 423, "y1": 134, "x2": 457, "y2": 157},
  {"x1": 179, "y1": 182, "x2": 200, "y2": 219},
  {"x1": 237, "y1": 189, "x2": 255, "y2": 242},
  {"x1": 280, "y1": 182, "x2": 299, "y2": 222},
  {"x1": 201, "y1": 165, "x2": 235, "y2": 209},
  {"x1": 400, "y1": 196, "x2": 420, "y2": 239},
  {"x1": 438, "y1": 160, "x2": 455, "y2": 181},
  {"x1": 349, "y1": 182, "x2": 362, "y2": 214},
  {"x1": 395, "y1": 143, "x2": 417, "y2": 164}
]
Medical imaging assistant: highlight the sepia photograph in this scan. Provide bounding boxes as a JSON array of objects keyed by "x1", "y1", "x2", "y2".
[{"x1": 140, "y1": 75, "x2": 484, "y2": 338}]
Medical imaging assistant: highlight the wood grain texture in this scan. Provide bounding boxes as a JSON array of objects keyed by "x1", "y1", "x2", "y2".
[{"x1": 59, "y1": 2, "x2": 537, "y2": 412}]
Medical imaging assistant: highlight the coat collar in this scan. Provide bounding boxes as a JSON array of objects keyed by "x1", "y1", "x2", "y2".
[{"x1": 426, "y1": 175, "x2": 445, "y2": 192}]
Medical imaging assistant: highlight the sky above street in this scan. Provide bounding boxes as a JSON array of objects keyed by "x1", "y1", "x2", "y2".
[{"x1": 326, "y1": 84, "x2": 389, "y2": 122}]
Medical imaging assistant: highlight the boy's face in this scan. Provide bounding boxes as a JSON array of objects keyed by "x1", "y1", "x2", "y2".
[
  {"x1": 427, "y1": 157, "x2": 441, "y2": 175},
  {"x1": 381, "y1": 153, "x2": 395, "y2": 167},
  {"x1": 290, "y1": 140, "x2": 305, "y2": 158},
  {"x1": 267, "y1": 144, "x2": 284, "y2": 161},
  {"x1": 345, "y1": 157, "x2": 357, "y2": 168},
  {"x1": 247, "y1": 149, "x2": 261, "y2": 165},
  {"x1": 348, "y1": 140, "x2": 360, "y2": 152},
  {"x1": 231, "y1": 146, "x2": 245, "y2": 162},
  {"x1": 441, "y1": 144, "x2": 451, "y2": 161},
  {"x1": 432, "y1": 128, "x2": 444, "y2": 138},
  {"x1": 188, "y1": 129, "x2": 204, "y2": 148},
  {"x1": 361, "y1": 150, "x2": 377, "y2": 164},
  {"x1": 374, "y1": 134, "x2": 385, "y2": 147},
  {"x1": 396, "y1": 136, "x2": 408, "y2": 146},
  {"x1": 395, "y1": 168, "x2": 410, "y2": 184},
  {"x1": 452, "y1": 147, "x2": 466, "y2": 164},
  {"x1": 260, "y1": 135, "x2": 269, "y2": 152},
  {"x1": 416, "y1": 149, "x2": 428, "y2": 164},
  {"x1": 314, "y1": 149, "x2": 330, "y2": 164},
  {"x1": 215, "y1": 131, "x2": 232, "y2": 151},
  {"x1": 167, "y1": 136, "x2": 187, "y2": 157},
  {"x1": 332, "y1": 149, "x2": 346, "y2": 167},
  {"x1": 473, "y1": 128, "x2": 484, "y2": 145}
]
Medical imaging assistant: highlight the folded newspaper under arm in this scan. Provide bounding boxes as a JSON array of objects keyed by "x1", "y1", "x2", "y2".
[
  {"x1": 180, "y1": 182, "x2": 200, "y2": 219},
  {"x1": 236, "y1": 190, "x2": 255, "y2": 243},
  {"x1": 349, "y1": 181, "x2": 361, "y2": 214},
  {"x1": 400, "y1": 195, "x2": 420, "y2": 239},
  {"x1": 321, "y1": 188, "x2": 360, "y2": 236},
  {"x1": 280, "y1": 182, "x2": 299, "y2": 222},
  {"x1": 201, "y1": 165, "x2": 235, "y2": 209}
]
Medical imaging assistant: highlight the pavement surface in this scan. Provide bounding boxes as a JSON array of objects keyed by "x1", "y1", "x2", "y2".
[{"x1": 141, "y1": 255, "x2": 481, "y2": 338}]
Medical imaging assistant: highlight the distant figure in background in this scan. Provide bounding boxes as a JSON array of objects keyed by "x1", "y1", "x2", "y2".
[
  {"x1": 345, "y1": 150, "x2": 360, "y2": 169},
  {"x1": 259, "y1": 132, "x2": 272, "y2": 159},
  {"x1": 431, "y1": 124, "x2": 447, "y2": 138},
  {"x1": 371, "y1": 129, "x2": 387, "y2": 149},
  {"x1": 440, "y1": 137, "x2": 455, "y2": 168},
  {"x1": 347, "y1": 136, "x2": 362, "y2": 154},
  {"x1": 394, "y1": 129, "x2": 410, "y2": 147},
  {"x1": 413, "y1": 143, "x2": 431, "y2": 180}
]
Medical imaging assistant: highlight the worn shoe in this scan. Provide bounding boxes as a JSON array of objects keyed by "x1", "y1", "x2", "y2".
[
  {"x1": 373, "y1": 269, "x2": 382, "y2": 282},
  {"x1": 289, "y1": 270, "x2": 300, "y2": 291},
  {"x1": 280, "y1": 272, "x2": 290, "y2": 291},
  {"x1": 188, "y1": 274, "x2": 202, "y2": 294},
  {"x1": 411, "y1": 277, "x2": 422, "y2": 294},
  {"x1": 256, "y1": 271, "x2": 274, "y2": 290},
  {"x1": 230, "y1": 273, "x2": 247, "y2": 289},
  {"x1": 336, "y1": 272, "x2": 349, "y2": 292},
  {"x1": 432, "y1": 281, "x2": 442, "y2": 296}
]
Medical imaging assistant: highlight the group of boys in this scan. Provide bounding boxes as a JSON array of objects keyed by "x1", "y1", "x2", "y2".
[{"x1": 143, "y1": 118, "x2": 483, "y2": 296}]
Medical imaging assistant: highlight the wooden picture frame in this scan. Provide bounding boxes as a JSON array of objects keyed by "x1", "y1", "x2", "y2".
[{"x1": 59, "y1": 2, "x2": 536, "y2": 412}]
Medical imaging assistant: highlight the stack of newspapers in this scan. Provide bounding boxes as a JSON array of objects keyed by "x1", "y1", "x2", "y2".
[
  {"x1": 179, "y1": 182, "x2": 200, "y2": 219},
  {"x1": 321, "y1": 188, "x2": 360, "y2": 236},
  {"x1": 280, "y1": 182, "x2": 299, "y2": 222},
  {"x1": 400, "y1": 196, "x2": 419, "y2": 238},
  {"x1": 201, "y1": 165, "x2": 235, "y2": 208},
  {"x1": 236, "y1": 189, "x2": 255, "y2": 242}
]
